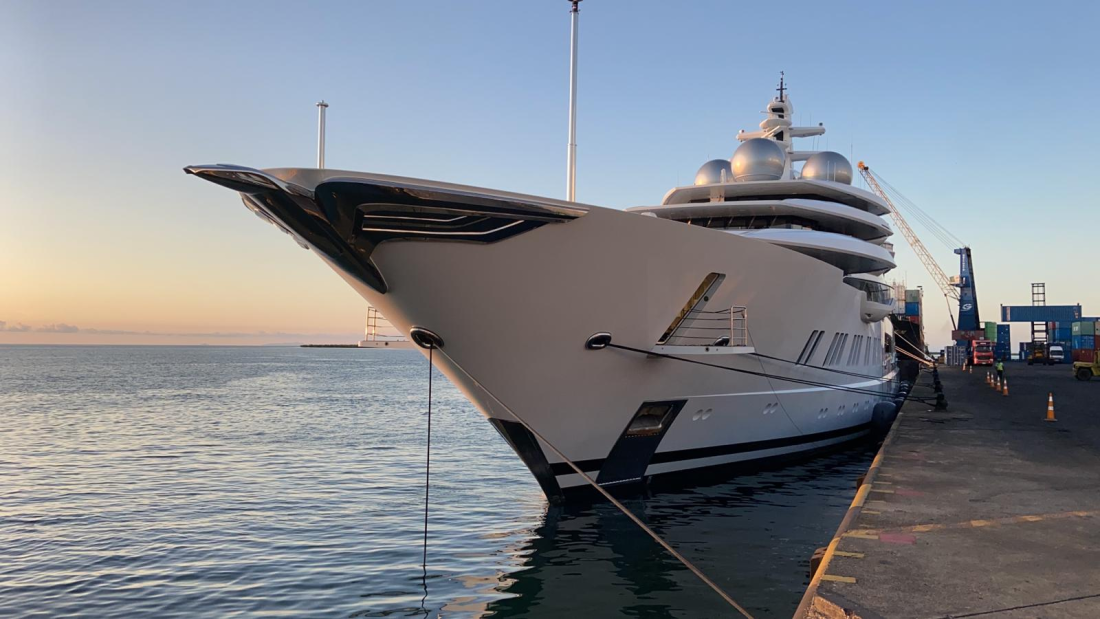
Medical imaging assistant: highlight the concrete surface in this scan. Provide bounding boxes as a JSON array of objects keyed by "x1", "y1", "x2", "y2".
[{"x1": 812, "y1": 363, "x2": 1100, "y2": 619}]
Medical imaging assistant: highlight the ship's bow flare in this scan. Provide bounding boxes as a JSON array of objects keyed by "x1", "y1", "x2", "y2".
[{"x1": 183, "y1": 164, "x2": 588, "y2": 296}]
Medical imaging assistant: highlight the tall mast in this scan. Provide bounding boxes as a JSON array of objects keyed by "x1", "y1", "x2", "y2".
[
  {"x1": 316, "y1": 100, "x2": 329, "y2": 168},
  {"x1": 565, "y1": 0, "x2": 581, "y2": 202}
]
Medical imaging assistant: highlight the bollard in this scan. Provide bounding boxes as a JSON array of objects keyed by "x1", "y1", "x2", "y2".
[
  {"x1": 1002, "y1": 378, "x2": 1009, "y2": 397},
  {"x1": 809, "y1": 546, "x2": 827, "y2": 577},
  {"x1": 1045, "y1": 392, "x2": 1056, "y2": 422},
  {"x1": 934, "y1": 392, "x2": 949, "y2": 411}
]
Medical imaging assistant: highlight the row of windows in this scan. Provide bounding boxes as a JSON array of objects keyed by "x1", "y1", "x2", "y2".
[
  {"x1": 843, "y1": 277, "x2": 895, "y2": 305},
  {"x1": 796, "y1": 330, "x2": 881, "y2": 368},
  {"x1": 675, "y1": 215, "x2": 820, "y2": 231}
]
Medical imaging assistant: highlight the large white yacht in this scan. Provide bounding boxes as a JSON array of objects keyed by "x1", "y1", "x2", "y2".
[{"x1": 187, "y1": 80, "x2": 901, "y2": 502}]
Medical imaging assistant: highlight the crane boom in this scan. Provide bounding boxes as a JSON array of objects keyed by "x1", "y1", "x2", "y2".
[{"x1": 857, "y1": 162, "x2": 960, "y2": 302}]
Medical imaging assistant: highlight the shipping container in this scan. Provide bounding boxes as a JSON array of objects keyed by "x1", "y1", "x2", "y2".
[
  {"x1": 905, "y1": 289, "x2": 921, "y2": 304},
  {"x1": 1072, "y1": 349, "x2": 1096, "y2": 364},
  {"x1": 953, "y1": 330, "x2": 985, "y2": 341},
  {"x1": 945, "y1": 345, "x2": 967, "y2": 366},
  {"x1": 1001, "y1": 305, "x2": 1082, "y2": 323},
  {"x1": 1072, "y1": 320, "x2": 1097, "y2": 336},
  {"x1": 984, "y1": 322, "x2": 998, "y2": 342},
  {"x1": 1072, "y1": 335, "x2": 1096, "y2": 351},
  {"x1": 905, "y1": 302, "x2": 921, "y2": 316}
]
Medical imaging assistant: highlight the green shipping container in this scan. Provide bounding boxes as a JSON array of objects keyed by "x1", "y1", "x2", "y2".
[
  {"x1": 905, "y1": 289, "x2": 921, "y2": 303},
  {"x1": 1072, "y1": 321, "x2": 1096, "y2": 336},
  {"x1": 984, "y1": 322, "x2": 998, "y2": 342}
]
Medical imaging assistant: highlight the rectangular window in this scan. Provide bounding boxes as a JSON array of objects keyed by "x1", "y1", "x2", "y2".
[
  {"x1": 796, "y1": 330, "x2": 819, "y2": 364},
  {"x1": 804, "y1": 330, "x2": 825, "y2": 365},
  {"x1": 833, "y1": 334, "x2": 849, "y2": 366},
  {"x1": 822, "y1": 333, "x2": 840, "y2": 366}
]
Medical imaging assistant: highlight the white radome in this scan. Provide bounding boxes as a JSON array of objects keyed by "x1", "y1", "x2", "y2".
[
  {"x1": 801, "y1": 151, "x2": 853, "y2": 184},
  {"x1": 694, "y1": 159, "x2": 733, "y2": 186},
  {"x1": 731, "y1": 138, "x2": 786, "y2": 182}
]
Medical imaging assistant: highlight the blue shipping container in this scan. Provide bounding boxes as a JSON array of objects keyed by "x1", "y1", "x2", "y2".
[
  {"x1": 1072, "y1": 335, "x2": 1096, "y2": 350},
  {"x1": 905, "y1": 302, "x2": 920, "y2": 316},
  {"x1": 997, "y1": 324, "x2": 1011, "y2": 340},
  {"x1": 1001, "y1": 305, "x2": 1083, "y2": 323}
]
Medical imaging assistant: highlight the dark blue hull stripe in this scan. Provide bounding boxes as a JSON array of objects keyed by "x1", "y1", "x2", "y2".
[{"x1": 549, "y1": 421, "x2": 872, "y2": 477}]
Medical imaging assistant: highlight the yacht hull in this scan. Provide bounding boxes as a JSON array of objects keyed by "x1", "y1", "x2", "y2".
[{"x1": 187, "y1": 166, "x2": 899, "y2": 503}]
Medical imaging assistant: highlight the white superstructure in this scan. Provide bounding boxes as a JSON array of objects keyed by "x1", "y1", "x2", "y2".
[{"x1": 187, "y1": 79, "x2": 901, "y2": 502}]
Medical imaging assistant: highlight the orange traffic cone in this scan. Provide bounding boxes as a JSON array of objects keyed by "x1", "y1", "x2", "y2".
[
  {"x1": 986, "y1": 372, "x2": 991, "y2": 386},
  {"x1": 1045, "y1": 392, "x2": 1056, "y2": 422},
  {"x1": 1002, "y1": 378, "x2": 1009, "y2": 397},
  {"x1": 969, "y1": 365, "x2": 973, "y2": 374},
  {"x1": 995, "y1": 375, "x2": 1001, "y2": 391}
]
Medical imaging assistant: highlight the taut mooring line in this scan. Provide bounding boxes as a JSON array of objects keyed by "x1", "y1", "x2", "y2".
[
  {"x1": 419, "y1": 346, "x2": 434, "y2": 614},
  {"x1": 432, "y1": 347, "x2": 754, "y2": 618}
]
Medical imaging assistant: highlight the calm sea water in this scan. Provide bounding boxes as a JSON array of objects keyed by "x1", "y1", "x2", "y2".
[{"x1": 0, "y1": 346, "x2": 874, "y2": 618}]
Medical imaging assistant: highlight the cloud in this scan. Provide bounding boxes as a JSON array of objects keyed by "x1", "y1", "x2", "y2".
[
  {"x1": 37, "y1": 323, "x2": 80, "y2": 333},
  {"x1": 0, "y1": 321, "x2": 32, "y2": 332}
]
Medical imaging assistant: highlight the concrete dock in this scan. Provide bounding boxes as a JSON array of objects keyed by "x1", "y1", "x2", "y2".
[{"x1": 802, "y1": 364, "x2": 1100, "y2": 619}]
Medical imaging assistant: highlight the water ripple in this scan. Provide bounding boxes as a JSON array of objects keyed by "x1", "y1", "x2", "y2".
[{"x1": 0, "y1": 345, "x2": 871, "y2": 618}]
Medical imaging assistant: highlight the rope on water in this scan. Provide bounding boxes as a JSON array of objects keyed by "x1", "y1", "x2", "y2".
[
  {"x1": 420, "y1": 347, "x2": 434, "y2": 612},
  {"x1": 432, "y1": 346, "x2": 755, "y2": 619}
]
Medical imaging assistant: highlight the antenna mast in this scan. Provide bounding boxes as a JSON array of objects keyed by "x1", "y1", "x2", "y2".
[
  {"x1": 566, "y1": 0, "x2": 581, "y2": 202},
  {"x1": 316, "y1": 100, "x2": 329, "y2": 168}
]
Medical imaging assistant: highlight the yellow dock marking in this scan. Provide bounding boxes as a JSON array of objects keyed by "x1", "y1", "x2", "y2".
[
  {"x1": 862, "y1": 510, "x2": 881, "y2": 515},
  {"x1": 834, "y1": 551, "x2": 865, "y2": 558},
  {"x1": 870, "y1": 488, "x2": 894, "y2": 494},
  {"x1": 849, "y1": 510, "x2": 1097, "y2": 538},
  {"x1": 821, "y1": 574, "x2": 857, "y2": 583},
  {"x1": 842, "y1": 530, "x2": 880, "y2": 539},
  {"x1": 874, "y1": 480, "x2": 893, "y2": 485},
  {"x1": 866, "y1": 500, "x2": 889, "y2": 507}
]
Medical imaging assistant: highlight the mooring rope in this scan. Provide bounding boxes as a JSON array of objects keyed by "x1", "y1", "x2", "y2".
[
  {"x1": 892, "y1": 331, "x2": 934, "y2": 364},
  {"x1": 608, "y1": 343, "x2": 894, "y2": 400},
  {"x1": 749, "y1": 351, "x2": 891, "y2": 381},
  {"x1": 431, "y1": 346, "x2": 755, "y2": 618},
  {"x1": 420, "y1": 347, "x2": 434, "y2": 611}
]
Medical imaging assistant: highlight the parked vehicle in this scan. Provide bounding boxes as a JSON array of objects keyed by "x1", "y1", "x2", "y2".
[
  {"x1": 972, "y1": 339, "x2": 994, "y2": 366},
  {"x1": 1074, "y1": 358, "x2": 1099, "y2": 381},
  {"x1": 1049, "y1": 344, "x2": 1065, "y2": 364},
  {"x1": 1026, "y1": 342, "x2": 1052, "y2": 366}
]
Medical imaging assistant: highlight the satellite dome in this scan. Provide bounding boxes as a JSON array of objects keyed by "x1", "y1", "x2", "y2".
[
  {"x1": 801, "y1": 151, "x2": 853, "y2": 184},
  {"x1": 694, "y1": 159, "x2": 733, "y2": 186},
  {"x1": 731, "y1": 138, "x2": 786, "y2": 182}
]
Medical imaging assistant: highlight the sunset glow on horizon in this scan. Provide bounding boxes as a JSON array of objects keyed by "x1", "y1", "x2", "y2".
[{"x1": 3, "y1": 0, "x2": 1098, "y2": 347}]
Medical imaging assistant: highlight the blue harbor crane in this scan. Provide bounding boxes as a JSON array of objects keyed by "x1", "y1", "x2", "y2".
[{"x1": 857, "y1": 163, "x2": 978, "y2": 348}]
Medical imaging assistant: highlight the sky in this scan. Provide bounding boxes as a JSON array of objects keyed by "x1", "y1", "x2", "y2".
[{"x1": 1, "y1": 0, "x2": 1097, "y2": 347}]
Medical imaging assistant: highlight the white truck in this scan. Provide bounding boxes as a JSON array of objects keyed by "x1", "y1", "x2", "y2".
[{"x1": 1049, "y1": 344, "x2": 1066, "y2": 364}]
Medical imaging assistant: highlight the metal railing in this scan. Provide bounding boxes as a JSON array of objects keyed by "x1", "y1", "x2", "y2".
[{"x1": 661, "y1": 306, "x2": 749, "y2": 348}]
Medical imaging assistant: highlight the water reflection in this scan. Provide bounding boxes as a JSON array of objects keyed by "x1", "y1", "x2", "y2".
[{"x1": 489, "y1": 446, "x2": 877, "y2": 618}]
